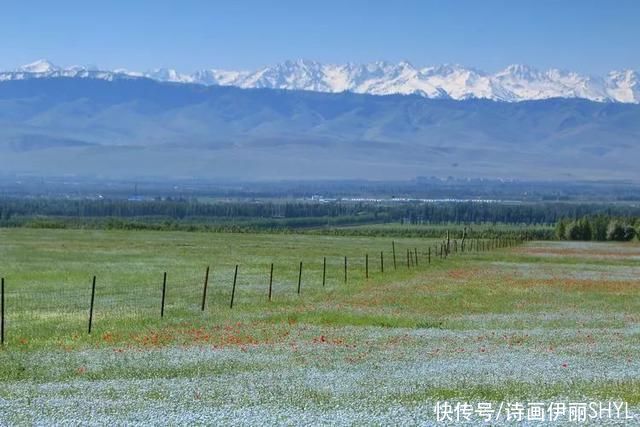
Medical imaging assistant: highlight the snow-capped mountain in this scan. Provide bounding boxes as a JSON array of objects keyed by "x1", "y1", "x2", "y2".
[
  {"x1": 0, "y1": 59, "x2": 133, "y2": 82},
  {"x1": 2, "y1": 59, "x2": 638, "y2": 103}
]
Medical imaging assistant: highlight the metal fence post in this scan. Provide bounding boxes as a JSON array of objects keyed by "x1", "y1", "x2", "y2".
[{"x1": 88, "y1": 276, "x2": 96, "y2": 334}]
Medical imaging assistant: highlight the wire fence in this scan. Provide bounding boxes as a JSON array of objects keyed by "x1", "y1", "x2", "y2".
[{"x1": 0, "y1": 236, "x2": 523, "y2": 345}]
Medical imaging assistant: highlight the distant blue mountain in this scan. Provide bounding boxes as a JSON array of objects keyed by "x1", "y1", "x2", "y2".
[{"x1": 0, "y1": 77, "x2": 638, "y2": 181}]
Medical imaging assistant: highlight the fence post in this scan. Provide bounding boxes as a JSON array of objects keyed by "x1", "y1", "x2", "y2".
[
  {"x1": 380, "y1": 251, "x2": 384, "y2": 273},
  {"x1": 322, "y1": 257, "x2": 326, "y2": 287},
  {"x1": 297, "y1": 261, "x2": 303, "y2": 294},
  {"x1": 344, "y1": 256, "x2": 348, "y2": 284},
  {"x1": 268, "y1": 263, "x2": 274, "y2": 301},
  {"x1": 407, "y1": 249, "x2": 410, "y2": 268},
  {"x1": 365, "y1": 254, "x2": 369, "y2": 279},
  {"x1": 414, "y1": 248, "x2": 418, "y2": 266},
  {"x1": 1, "y1": 278, "x2": 4, "y2": 346},
  {"x1": 201, "y1": 266, "x2": 210, "y2": 311},
  {"x1": 392, "y1": 241, "x2": 397, "y2": 270},
  {"x1": 230, "y1": 265, "x2": 238, "y2": 309},
  {"x1": 428, "y1": 247, "x2": 431, "y2": 264},
  {"x1": 161, "y1": 272, "x2": 167, "y2": 318},
  {"x1": 88, "y1": 276, "x2": 96, "y2": 334}
]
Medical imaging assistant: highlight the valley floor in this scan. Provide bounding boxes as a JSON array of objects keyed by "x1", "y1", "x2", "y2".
[{"x1": 0, "y1": 230, "x2": 639, "y2": 425}]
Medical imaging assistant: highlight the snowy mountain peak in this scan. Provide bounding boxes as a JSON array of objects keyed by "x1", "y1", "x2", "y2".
[
  {"x1": 2, "y1": 60, "x2": 639, "y2": 104},
  {"x1": 397, "y1": 60, "x2": 416, "y2": 69},
  {"x1": 607, "y1": 69, "x2": 640, "y2": 103},
  {"x1": 19, "y1": 59, "x2": 59, "y2": 73},
  {"x1": 145, "y1": 68, "x2": 193, "y2": 83},
  {"x1": 500, "y1": 64, "x2": 541, "y2": 78}
]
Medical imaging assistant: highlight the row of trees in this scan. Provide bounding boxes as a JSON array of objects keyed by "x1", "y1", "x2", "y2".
[
  {"x1": 2, "y1": 198, "x2": 640, "y2": 228},
  {"x1": 555, "y1": 216, "x2": 639, "y2": 241}
]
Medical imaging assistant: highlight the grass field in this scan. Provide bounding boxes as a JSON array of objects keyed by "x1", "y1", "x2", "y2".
[{"x1": 0, "y1": 229, "x2": 639, "y2": 424}]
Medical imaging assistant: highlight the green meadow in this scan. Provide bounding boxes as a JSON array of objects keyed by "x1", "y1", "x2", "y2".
[{"x1": 0, "y1": 228, "x2": 639, "y2": 424}]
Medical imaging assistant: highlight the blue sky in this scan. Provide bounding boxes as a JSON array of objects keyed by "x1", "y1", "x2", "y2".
[{"x1": 1, "y1": 0, "x2": 638, "y2": 74}]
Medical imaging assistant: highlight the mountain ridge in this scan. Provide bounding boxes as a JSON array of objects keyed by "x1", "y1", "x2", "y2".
[
  {"x1": 2, "y1": 59, "x2": 638, "y2": 104},
  {"x1": 0, "y1": 76, "x2": 639, "y2": 181}
]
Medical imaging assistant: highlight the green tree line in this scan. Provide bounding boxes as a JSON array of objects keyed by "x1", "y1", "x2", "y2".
[
  {"x1": 2, "y1": 198, "x2": 640, "y2": 236},
  {"x1": 555, "y1": 215, "x2": 640, "y2": 241}
]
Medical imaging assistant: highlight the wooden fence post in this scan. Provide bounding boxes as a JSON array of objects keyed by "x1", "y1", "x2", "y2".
[
  {"x1": 297, "y1": 261, "x2": 303, "y2": 294},
  {"x1": 201, "y1": 266, "x2": 210, "y2": 311},
  {"x1": 321, "y1": 257, "x2": 326, "y2": 287},
  {"x1": 365, "y1": 254, "x2": 369, "y2": 279},
  {"x1": 380, "y1": 251, "x2": 384, "y2": 273},
  {"x1": 407, "y1": 249, "x2": 410, "y2": 268},
  {"x1": 392, "y1": 241, "x2": 397, "y2": 270},
  {"x1": 88, "y1": 276, "x2": 96, "y2": 334},
  {"x1": 414, "y1": 248, "x2": 418, "y2": 266},
  {"x1": 161, "y1": 272, "x2": 167, "y2": 318},
  {"x1": 428, "y1": 247, "x2": 431, "y2": 264},
  {"x1": 268, "y1": 263, "x2": 274, "y2": 301},
  {"x1": 230, "y1": 265, "x2": 238, "y2": 309},
  {"x1": 1, "y1": 278, "x2": 4, "y2": 346},
  {"x1": 344, "y1": 256, "x2": 348, "y2": 284}
]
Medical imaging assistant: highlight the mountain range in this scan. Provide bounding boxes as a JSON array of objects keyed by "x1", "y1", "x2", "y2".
[
  {"x1": 0, "y1": 76, "x2": 638, "y2": 181},
  {"x1": 2, "y1": 59, "x2": 639, "y2": 104}
]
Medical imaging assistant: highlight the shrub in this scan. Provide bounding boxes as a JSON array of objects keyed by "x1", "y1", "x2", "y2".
[
  {"x1": 564, "y1": 217, "x2": 592, "y2": 241},
  {"x1": 607, "y1": 221, "x2": 637, "y2": 241},
  {"x1": 555, "y1": 220, "x2": 567, "y2": 240},
  {"x1": 590, "y1": 215, "x2": 609, "y2": 241}
]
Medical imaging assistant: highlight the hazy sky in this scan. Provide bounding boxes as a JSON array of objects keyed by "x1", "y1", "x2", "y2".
[{"x1": 1, "y1": 0, "x2": 638, "y2": 74}]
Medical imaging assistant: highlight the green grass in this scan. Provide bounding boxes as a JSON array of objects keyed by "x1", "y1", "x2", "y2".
[
  {"x1": 0, "y1": 229, "x2": 639, "y2": 424},
  {"x1": 0, "y1": 228, "x2": 449, "y2": 347}
]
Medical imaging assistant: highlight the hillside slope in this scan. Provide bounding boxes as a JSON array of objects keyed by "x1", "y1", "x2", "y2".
[{"x1": 0, "y1": 77, "x2": 638, "y2": 180}]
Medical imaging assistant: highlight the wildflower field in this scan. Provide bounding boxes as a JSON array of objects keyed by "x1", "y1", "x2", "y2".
[{"x1": 0, "y1": 229, "x2": 639, "y2": 425}]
